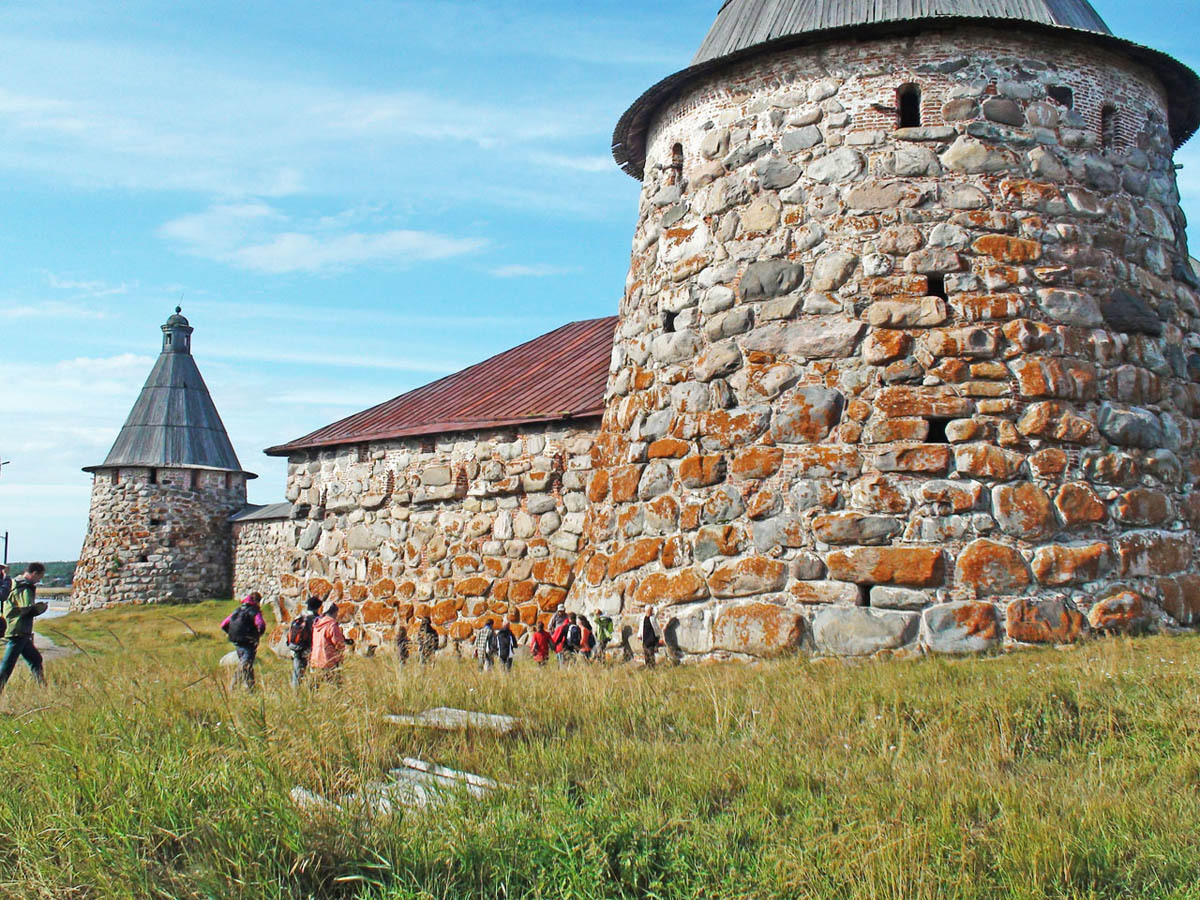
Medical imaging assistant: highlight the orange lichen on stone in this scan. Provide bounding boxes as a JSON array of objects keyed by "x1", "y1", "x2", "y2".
[
  {"x1": 712, "y1": 603, "x2": 805, "y2": 656},
  {"x1": 587, "y1": 469, "x2": 609, "y2": 502},
  {"x1": 1031, "y1": 542, "x2": 1112, "y2": 586},
  {"x1": 360, "y1": 599, "x2": 397, "y2": 625},
  {"x1": 607, "y1": 538, "x2": 664, "y2": 577},
  {"x1": 825, "y1": 547, "x2": 944, "y2": 587},
  {"x1": 951, "y1": 601, "x2": 1001, "y2": 640},
  {"x1": 648, "y1": 438, "x2": 692, "y2": 459},
  {"x1": 533, "y1": 556, "x2": 573, "y2": 587},
  {"x1": 708, "y1": 557, "x2": 788, "y2": 598},
  {"x1": 680, "y1": 454, "x2": 727, "y2": 488},
  {"x1": 609, "y1": 465, "x2": 642, "y2": 503},
  {"x1": 634, "y1": 569, "x2": 710, "y2": 607},
  {"x1": 455, "y1": 576, "x2": 492, "y2": 597},
  {"x1": 1087, "y1": 590, "x2": 1146, "y2": 633},
  {"x1": 956, "y1": 539, "x2": 1031, "y2": 595},
  {"x1": 971, "y1": 234, "x2": 1042, "y2": 263},
  {"x1": 731, "y1": 446, "x2": 784, "y2": 480},
  {"x1": 1055, "y1": 482, "x2": 1107, "y2": 527},
  {"x1": 1005, "y1": 597, "x2": 1087, "y2": 644}
]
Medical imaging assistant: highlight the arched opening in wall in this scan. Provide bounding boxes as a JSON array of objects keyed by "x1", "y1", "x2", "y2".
[
  {"x1": 668, "y1": 143, "x2": 684, "y2": 185},
  {"x1": 927, "y1": 273, "x2": 948, "y2": 301},
  {"x1": 897, "y1": 84, "x2": 921, "y2": 128},
  {"x1": 136, "y1": 554, "x2": 148, "y2": 564},
  {"x1": 1047, "y1": 85, "x2": 1074, "y2": 109},
  {"x1": 1101, "y1": 104, "x2": 1118, "y2": 151},
  {"x1": 663, "y1": 310, "x2": 677, "y2": 334}
]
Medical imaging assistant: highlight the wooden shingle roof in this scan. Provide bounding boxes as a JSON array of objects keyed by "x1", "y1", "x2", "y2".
[
  {"x1": 694, "y1": 0, "x2": 1110, "y2": 65},
  {"x1": 86, "y1": 313, "x2": 252, "y2": 476}
]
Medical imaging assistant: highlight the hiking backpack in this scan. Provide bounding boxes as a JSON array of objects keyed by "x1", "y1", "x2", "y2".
[
  {"x1": 226, "y1": 604, "x2": 260, "y2": 645},
  {"x1": 286, "y1": 614, "x2": 314, "y2": 651}
]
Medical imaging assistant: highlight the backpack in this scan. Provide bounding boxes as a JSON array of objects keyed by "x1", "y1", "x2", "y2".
[
  {"x1": 566, "y1": 623, "x2": 581, "y2": 652},
  {"x1": 226, "y1": 604, "x2": 260, "y2": 645},
  {"x1": 287, "y1": 614, "x2": 314, "y2": 651}
]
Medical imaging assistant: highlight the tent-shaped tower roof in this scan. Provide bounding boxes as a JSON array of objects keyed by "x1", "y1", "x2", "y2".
[
  {"x1": 84, "y1": 309, "x2": 254, "y2": 477},
  {"x1": 613, "y1": 0, "x2": 1200, "y2": 178}
]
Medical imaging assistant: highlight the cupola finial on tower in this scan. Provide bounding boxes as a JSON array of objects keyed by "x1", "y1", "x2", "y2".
[{"x1": 162, "y1": 305, "x2": 193, "y2": 354}]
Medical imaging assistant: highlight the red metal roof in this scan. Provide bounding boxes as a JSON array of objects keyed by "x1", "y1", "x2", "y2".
[{"x1": 265, "y1": 316, "x2": 618, "y2": 456}]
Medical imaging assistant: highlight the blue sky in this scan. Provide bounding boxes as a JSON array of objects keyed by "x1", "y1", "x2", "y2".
[{"x1": 1, "y1": 0, "x2": 1198, "y2": 562}]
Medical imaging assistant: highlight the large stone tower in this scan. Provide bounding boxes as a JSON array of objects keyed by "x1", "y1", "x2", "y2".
[
  {"x1": 73, "y1": 310, "x2": 255, "y2": 611},
  {"x1": 570, "y1": 1, "x2": 1200, "y2": 655}
]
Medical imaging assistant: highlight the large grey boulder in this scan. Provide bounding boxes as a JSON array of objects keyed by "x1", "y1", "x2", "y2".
[{"x1": 812, "y1": 607, "x2": 919, "y2": 656}]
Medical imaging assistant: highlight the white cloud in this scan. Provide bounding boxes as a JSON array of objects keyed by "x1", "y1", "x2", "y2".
[
  {"x1": 46, "y1": 273, "x2": 134, "y2": 297},
  {"x1": 159, "y1": 202, "x2": 486, "y2": 274},
  {"x1": 529, "y1": 152, "x2": 615, "y2": 173},
  {"x1": 489, "y1": 263, "x2": 577, "y2": 278},
  {"x1": 0, "y1": 300, "x2": 111, "y2": 320}
]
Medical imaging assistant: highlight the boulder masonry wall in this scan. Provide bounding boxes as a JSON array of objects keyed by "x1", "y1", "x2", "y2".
[
  {"x1": 570, "y1": 27, "x2": 1200, "y2": 658},
  {"x1": 233, "y1": 422, "x2": 600, "y2": 653}
]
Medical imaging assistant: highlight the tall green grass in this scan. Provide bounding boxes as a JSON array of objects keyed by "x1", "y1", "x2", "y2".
[{"x1": 1, "y1": 602, "x2": 1199, "y2": 899}]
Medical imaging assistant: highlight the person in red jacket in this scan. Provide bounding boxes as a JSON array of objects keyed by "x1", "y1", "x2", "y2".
[{"x1": 529, "y1": 621, "x2": 551, "y2": 666}]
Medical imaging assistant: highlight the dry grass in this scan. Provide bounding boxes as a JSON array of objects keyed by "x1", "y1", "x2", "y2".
[{"x1": 1, "y1": 601, "x2": 1199, "y2": 899}]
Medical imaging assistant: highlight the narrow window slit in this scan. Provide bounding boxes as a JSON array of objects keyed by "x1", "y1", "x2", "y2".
[
  {"x1": 927, "y1": 273, "x2": 948, "y2": 301},
  {"x1": 663, "y1": 311, "x2": 677, "y2": 333},
  {"x1": 897, "y1": 84, "x2": 921, "y2": 128},
  {"x1": 1101, "y1": 105, "x2": 1117, "y2": 151}
]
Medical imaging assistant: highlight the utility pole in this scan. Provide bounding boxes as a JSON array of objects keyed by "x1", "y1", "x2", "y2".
[{"x1": 0, "y1": 459, "x2": 9, "y2": 565}]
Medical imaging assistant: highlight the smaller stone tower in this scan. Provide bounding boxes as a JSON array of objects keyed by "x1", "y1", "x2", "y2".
[{"x1": 72, "y1": 309, "x2": 255, "y2": 611}]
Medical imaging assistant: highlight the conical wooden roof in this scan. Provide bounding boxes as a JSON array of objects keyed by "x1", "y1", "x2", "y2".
[
  {"x1": 694, "y1": 0, "x2": 1110, "y2": 65},
  {"x1": 85, "y1": 311, "x2": 252, "y2": 476}
]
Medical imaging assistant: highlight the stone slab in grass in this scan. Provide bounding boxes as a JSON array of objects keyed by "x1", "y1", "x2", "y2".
[{"x1": 385, "y1": 707, "x2": 520, "y2": 734}]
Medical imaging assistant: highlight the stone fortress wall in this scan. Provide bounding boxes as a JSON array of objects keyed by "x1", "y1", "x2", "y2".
[
  {"x1": 568, "y1": 26, "x2": 1200, "y2": 658},
  {"x1": 73, "y1": 467, "x2": 247, "y2": 611},
  {"x1": 232, "y1": 421, "x2": 601, "y2": 652}
]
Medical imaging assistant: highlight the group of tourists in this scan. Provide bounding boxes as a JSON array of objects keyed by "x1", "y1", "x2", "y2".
[
  {"x1": 221, "y1": 591, "x2": 672, "y2": 689},
  {"x1": 221, "y1": 593, "x2": 357, "y2": 690}
]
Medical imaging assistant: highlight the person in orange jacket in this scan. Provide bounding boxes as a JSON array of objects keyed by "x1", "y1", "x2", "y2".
[{"x1": 310, "y1": 603, "x2": 349, "y2": 679}]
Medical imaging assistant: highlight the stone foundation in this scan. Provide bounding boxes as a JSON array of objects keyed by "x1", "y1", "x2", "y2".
[{"x1": 73, "y1": 467, "x2": 247, "y2": 610}]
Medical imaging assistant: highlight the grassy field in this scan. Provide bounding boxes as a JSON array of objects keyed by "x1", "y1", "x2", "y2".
[{"x1": 1, "y1": 602, "x2": 1199, "y2": 899}]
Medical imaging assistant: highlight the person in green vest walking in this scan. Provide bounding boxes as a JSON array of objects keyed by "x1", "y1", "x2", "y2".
[
  {"x1": 0, "y1": 563, "x2": 47, "y2": 696},
  {"x1": 592, "y1": 608, "x2": 614, "y2": 663}
]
